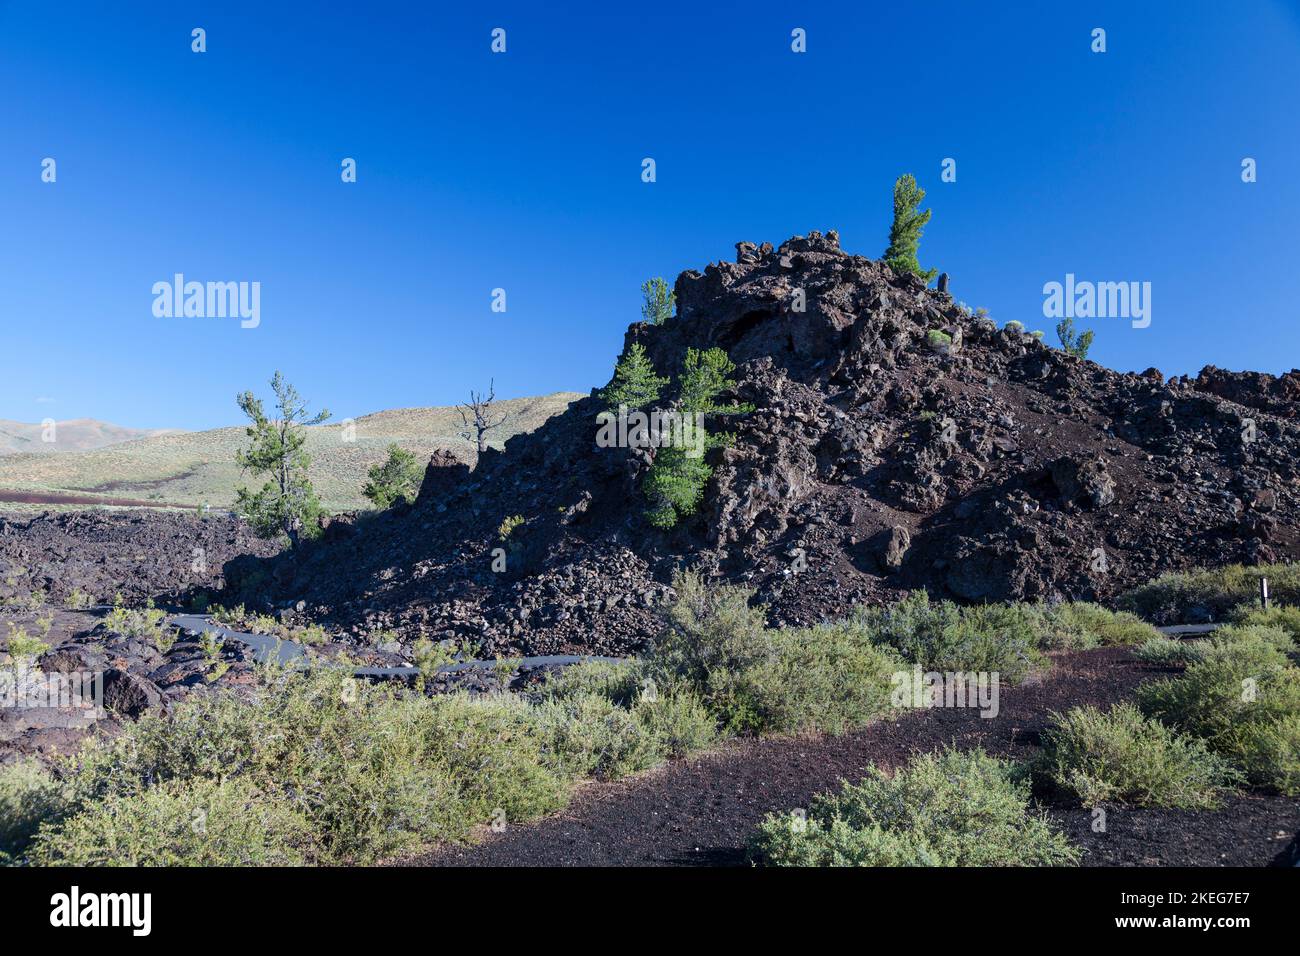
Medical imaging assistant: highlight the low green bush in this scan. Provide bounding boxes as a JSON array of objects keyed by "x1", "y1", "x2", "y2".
[
  {"x1": 409, "y1": 692, "x2": 570, "y2": 826},
  {"x1": 1029, "y1": 603, "x2": 1160, "y2": 650},
  {"x1": 208, "y1": 603, "x2": 278, "y2": 635},
  {"x1": 1138, "y1": 648, "x2": 1300, "y2": 742},
  {"x1": 926, "y1": 330, "x2": 952, "y2": 351},
  {"x1": 533, "y1": 691, "x2": 666, "y2": 779},
  {"x1": 748, "y1": 748, "x2": 1079, "y2": 867},
  {"x1": 1133, "y1": 636, "x2": 1208, "y2": 666},
  {"x1": 295, "y1": 624, "x2": 327, "y2": 647},
  {"x1": 738, "y1": 621, "x2": 903, "y2": 735},
  {"x1": 1228, "y1": 604, "x2": 1300, "y2": 643},
  {"x1": 647, "y1": 574, "x2": 902, "y2": 735},
  {"x1": 1138, "y1": 646, "x2": 1300, "y2": 795},
  {"x1": 633, "y1": 687, "x2": 718, "y2": 757},
  {"x1": 1235, "y1": 715, "x2": 1300, "y2": 796},
  {"x1": 0, "y1": 760, "x2": 68, "y2": 863},
  {"x1": 1207, "y1": 623, "x2": 1296, "y2": 659},
  {"x1": 65, "y1": 588, "x2": 93, "y2": 611},
  {"x1": 104, "y1": 597, "x2": 172, "y2": 652},
  {"x1": 1119, "y1": 563, "x2": 1300, "y2": 624},
  {"x1": 538, "y1": 659, "x2": 643, "y2": 707},
  {"x1": 16, "y1": 669, "x2": 571, "y2": 864},
  {"x1": 7, "y1": 649, "x2": 730, "y2": 867},
  {"x1": 534, "y1": 660, "x2": 717, "y2": 772},
  {"x1": 3, "y1": 623, "x2": 50, "y2": 662},
  {"x1": 847, "y1": 591, "x2": 1041, "y2": 683},
  {"x1": 1038, "y1": 704, "x2": 1237, "y2": 809},
  {"x1": 29, "y1": 777, "x2": 315, "y2": 866}
]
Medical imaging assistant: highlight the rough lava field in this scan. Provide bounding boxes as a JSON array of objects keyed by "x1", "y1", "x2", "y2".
[
  {"x1": 3, "y1": 233, "x2": 1299, "y2": 871},
  {"x1": 214, "y1": 231, "x2": 1300, "y2": 658}
]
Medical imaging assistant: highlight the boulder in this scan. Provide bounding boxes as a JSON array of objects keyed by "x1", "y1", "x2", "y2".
[
  {"x1": 417, "y1": 450, "x2": 471, "y2": 505},
  {"x1": 1050, "y1": 456, "x2": 1116, "y2": 509},
  {"x1": 102, "y1": 669, "x2": 164, "y2": 718},
  {"x1": 881, "y1": 526, "x2": 911, "y2": 570}
]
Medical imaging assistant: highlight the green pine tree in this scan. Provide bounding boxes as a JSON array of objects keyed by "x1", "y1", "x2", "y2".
[
  {"x1": 233, "y1": 372, "x2": 330, "y2": 547},
  {"x1": 641, "y1": 277, "x2": 675, "y2": 325},
  {"x1": 363, "y1": 443, "x2": 423, "y2": 510},
  {"x1": 1056, "y1": 317, "x2": 1095, "y2": 360},
  {"x1": 678, "y1": 347, "x2": 754, "y2": 416},
  {"x1": 883, "y1": 173, "x2": 938, "y2": 283},
  {"x1": 644, "y1": 447, "x2": 714, "y2": 528},
  {"x1": 600, "y1": 342, "x2": 669, "y2": 411},
  {"x1": 643, "y1": 347, "x2": 752, "y2": 528}
]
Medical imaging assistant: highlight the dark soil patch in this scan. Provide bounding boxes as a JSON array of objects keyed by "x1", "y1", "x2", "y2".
[
  {"x1": 77, "y1": 466, "x2": 201, "y2": 496},
  {"x1": 399, "y1": 647, "x2": 1300, "y2": 868},
  {"x1": 1056, "y1": 794, "x2": 1300, "y2": 867}
]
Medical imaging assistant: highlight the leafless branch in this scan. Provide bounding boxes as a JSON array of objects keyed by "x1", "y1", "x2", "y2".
[{"x1": 458, "y1": 379, "x2": 508, "y2": 453}]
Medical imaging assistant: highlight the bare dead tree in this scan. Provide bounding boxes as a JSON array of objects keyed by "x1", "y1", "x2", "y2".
[{"x1": 458, "y1": 379, "x2": 508, "y2": 454}]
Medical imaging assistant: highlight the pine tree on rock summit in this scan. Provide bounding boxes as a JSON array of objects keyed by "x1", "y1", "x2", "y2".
[{"x1": 883, "y1": 173, "x2": 938, "y2": 284}]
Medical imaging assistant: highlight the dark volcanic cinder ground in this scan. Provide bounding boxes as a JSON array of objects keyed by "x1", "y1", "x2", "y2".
[
  {"x1": 220, "y1": 232, "x2": 1300, "y2": 659},
  {"x1": 399, "y1": 647, "x2": 1300, "y2": 868},
  {"x1": 0, "y1": 510, "x2": 280, "y2": 606}
]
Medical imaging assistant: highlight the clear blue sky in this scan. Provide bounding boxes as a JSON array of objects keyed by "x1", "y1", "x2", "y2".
[{"x1": 2, "y1": 1, "x2": 1298, "y2": 430}]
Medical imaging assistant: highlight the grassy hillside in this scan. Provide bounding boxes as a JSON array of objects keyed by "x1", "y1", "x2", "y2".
[
  {"x1": 0, "y1": 393, "x2": 583, "y2": 512},
  {"x1": 0, "y1": 418, "x2": 177, "y2": 455}
]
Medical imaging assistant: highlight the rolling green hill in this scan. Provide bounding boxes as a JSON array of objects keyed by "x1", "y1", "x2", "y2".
[{"x1": 0, "y1": 393, "x2": 583, "y2": 512}]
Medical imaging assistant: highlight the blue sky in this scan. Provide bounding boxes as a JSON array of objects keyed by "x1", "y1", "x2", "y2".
[{"x1": 1, "y1": 1, "x2": 1298, "y2": 430}]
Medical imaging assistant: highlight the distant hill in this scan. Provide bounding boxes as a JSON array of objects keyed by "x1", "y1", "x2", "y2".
[
  {"x1": 0, "y1": 393, "x2": 583, "y2": 512},
  {"x1": 0, "y1": 418, "x2": 178, "y2": 455}
]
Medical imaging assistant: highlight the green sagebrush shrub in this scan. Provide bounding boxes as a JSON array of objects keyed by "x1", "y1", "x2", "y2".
[
  {"x1": 1138, "y1": 639, "x2": 1300, "y2": 795},
  {"x1": 1028, "y1": 602, "x2": 1160, "y2": 650},
  {"x1": 0, "y1": 759, "x2": 68, "y2": 864},
  {"x1": 1038, "y1": 704, "x2": 1237, "y2": 809},
  {"x1": 1119, "y1": 563, "x2": 1300, "y2": 624},
  {"x1": 749, "y1": 748, "x2": 1079, "y2": 867},
  {"x1": 1133, "y1": 636, "x2": 1208, "y2": 667},
  {"x1": 29, "y1": 777, "x2": 315, "y2": 867},
  {"x1": 846, "y1": 591, "x2": 1041, "y2": 683},
  {"x1": 1226, "y1": 605, "x2": 1300, "y2": 647},
  {"x1": 17, "y1": 669, "x2": 565, "y2": 865},
  {"x1": 647, "y1": 573, "x2": 901, "y2": 736}
]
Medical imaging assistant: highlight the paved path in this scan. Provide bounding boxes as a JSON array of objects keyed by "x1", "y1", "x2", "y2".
[{"x1": 1156, "y1": 623, "x2": 1221, "y2": 637}]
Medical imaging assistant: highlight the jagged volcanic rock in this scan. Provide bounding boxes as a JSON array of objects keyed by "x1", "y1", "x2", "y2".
[
  {"x1": 1191, "y1": 365, "x2": 1300, "y2": 419},
  {"x1": 227, "y1": 231, "x2": 1300, "y2": 656},
  {"x1": 0, "y1": 511, "x2": 280, "y2": 605}
]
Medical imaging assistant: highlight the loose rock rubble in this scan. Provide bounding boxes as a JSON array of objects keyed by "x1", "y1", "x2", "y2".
[{"x1": 0, "y1": 607, "x2": 266, "y2": 759}]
